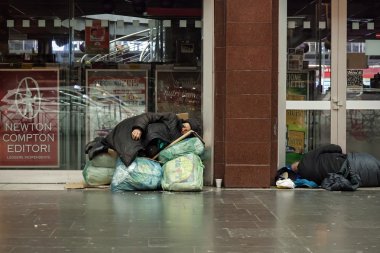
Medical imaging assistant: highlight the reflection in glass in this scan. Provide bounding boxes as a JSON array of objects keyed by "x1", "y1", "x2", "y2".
[
  {"x1": 347, "y1": 110, "x2": 380, "y2": 159},
  {"x1": 287, "y1": 1, "x2": 331, "y2": 101},
  {"x1": 346, "y1": 0, "x2": 380, "y2": 101},
  {"x1": 346, "y1": 1, "x2": 380, "y2": 160}
]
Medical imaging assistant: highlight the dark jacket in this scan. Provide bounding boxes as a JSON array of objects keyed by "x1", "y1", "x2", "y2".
[
  {"x1": 297, "y1": 144, "x2": 347, "y2": 185},
  {"x1": 86, "y1": 112, "x2": 183, "y2": 167}
]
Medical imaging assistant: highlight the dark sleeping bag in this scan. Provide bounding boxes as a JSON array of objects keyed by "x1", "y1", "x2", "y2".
[
  {"x1": 347, "y1": 152, "x2": 380, "y2": 187},
  {"x1": 321, "y1": 152, "x2": 380, "y2": 191}
]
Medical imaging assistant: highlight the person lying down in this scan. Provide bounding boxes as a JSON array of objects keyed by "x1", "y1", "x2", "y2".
[
  {"x1": 277, "y1": 144, "x2": 380, "y2": 191},
  {"x1": 85, "y1": 112, "x2": 202, "y2": 167}
]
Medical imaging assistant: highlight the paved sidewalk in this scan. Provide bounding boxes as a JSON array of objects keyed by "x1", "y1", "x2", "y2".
[{"x1": 0, "y1": 187, "x2": 379, "y2": 253}]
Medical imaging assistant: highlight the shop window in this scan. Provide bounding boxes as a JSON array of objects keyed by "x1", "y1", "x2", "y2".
[{"x1": 0, "y1": 0, "x2": 203, "y2": 170}]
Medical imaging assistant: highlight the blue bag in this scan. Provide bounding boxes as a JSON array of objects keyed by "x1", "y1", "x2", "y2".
[{"x1": 111, "y1": 157, "x2": 163, "y2": 192}]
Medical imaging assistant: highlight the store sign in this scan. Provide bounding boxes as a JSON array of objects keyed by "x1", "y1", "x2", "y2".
[
  {"x1": 286, "y1": 72, "x2": 308, "y2": 161},
  {"x1": 286, "y1": 72, "x2": 308, "y2": 99},
  {"x1": 85, "y1": 20, "x2": 110, "y2": 54},
  {"x1": 86, "y1": 69, "x2": 148, "y2": 141},
  {"x1": 0, "y1": 69, "x2": 59, "y2": 168},
  {"x1": 347, "y1": 69, "x2": 363, "y2": 87},
  {"x1": 287, "y1": 130, "x2": 305, "y2": 154}
]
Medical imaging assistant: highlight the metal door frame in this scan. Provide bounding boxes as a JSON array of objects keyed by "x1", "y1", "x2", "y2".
[{"x1": 278, "y1": 0, "x2": 345, "y2": 166}]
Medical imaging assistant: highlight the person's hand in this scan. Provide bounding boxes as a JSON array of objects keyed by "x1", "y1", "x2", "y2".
[{"x1": 131, "y1": 129, "x2": 142, "y2": 140}]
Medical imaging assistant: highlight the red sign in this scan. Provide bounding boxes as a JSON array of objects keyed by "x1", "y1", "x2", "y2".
[
  {"x1": 0, "y1": 69, "x2": 59, "y2": 168},
  {"x1": 85, "y1": 20, "x2": 110, "y2": 54}
]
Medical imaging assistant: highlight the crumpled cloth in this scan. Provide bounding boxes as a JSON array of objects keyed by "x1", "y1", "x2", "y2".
[{"x1": 276, "y1": 178, "x2": 295, "y2": 189}]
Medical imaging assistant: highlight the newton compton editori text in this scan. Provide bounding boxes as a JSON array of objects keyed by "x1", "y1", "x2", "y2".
[{"x1": 3, "y1": 123, "x2": 55, "y2": 153}]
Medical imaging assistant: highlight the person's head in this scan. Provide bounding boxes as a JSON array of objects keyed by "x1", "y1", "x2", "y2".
[
  {"x1": 181, "y1": 122, "x2": 191, "y2": 135},
  {"x1": 291, "y1": 161, "x2": 299, "y2": 172},
  {"x1": 181, "y1": 118, "x2": 202, "y2": 136}
]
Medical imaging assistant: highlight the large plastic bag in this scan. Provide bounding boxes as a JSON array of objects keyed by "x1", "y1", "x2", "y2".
[
  {"x1": 158, "y1": 137, "x2": 205, "y2": 163},
  {"x1": 91, "y1": 152, "x2": 117, "y2": 168},
  {"x1": 111, "y1": 157, "x2": 163, "y2": 192},
  {"x1": 161, "y1": 153, "x2": 204, "y2": 191},
  {"x1": 82, "y1": 160, "x2": 115, "y2": 186}
]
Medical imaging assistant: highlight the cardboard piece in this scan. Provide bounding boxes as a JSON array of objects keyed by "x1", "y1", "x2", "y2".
[
  {"x1": 65, "y1": 182, "x2": 85, "y2": 189},
  {"x1": 64, "y1": 181, "x2": 110, "y2": 189},
  {"x1": 176, "y1": 112, "x2": 189, "y2": 120},
  {"x1": 107, "y1": 148, "x2": 118, "y2": 158}
]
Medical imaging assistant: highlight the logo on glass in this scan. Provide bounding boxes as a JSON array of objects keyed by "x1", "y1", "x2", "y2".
[{"x1": 15, "y1": 77, "x2": 41, "y2": 119}]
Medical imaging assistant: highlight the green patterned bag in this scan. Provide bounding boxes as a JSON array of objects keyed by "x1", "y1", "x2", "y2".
[
  {"x1": 158, "y1": 137, "x2": 204, "y2": 163},
  {"x1": 161, "y1": 153, "x2": 204, "y2": 191}
]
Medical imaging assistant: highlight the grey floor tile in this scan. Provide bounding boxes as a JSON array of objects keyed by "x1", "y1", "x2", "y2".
[{"x1": 1, "y1": 188, "x2": 380, "y2": 252}]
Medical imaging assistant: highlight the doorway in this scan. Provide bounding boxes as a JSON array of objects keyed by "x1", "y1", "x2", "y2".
[{"x1": 279, "y1": 0, "x2": 380, "y2": 167}]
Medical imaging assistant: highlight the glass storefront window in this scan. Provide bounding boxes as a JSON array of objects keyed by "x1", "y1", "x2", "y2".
[
  {"x1": 0, "y1": 0, "x2": 203, "y2": 170},
  {"x1": 346, "y1": 0, "x2": 380, "y2": 160},
  {"x1": 285, "y1": 1, "x2": 332, "y2": 164},
  {"x1": 286, "y1": 110, "x2": 331, "y2": 165},
  {"x1": 347, "y1": 110, "x2": 380, "y2": 157},
  {"x1": 287, "y1": 1, "x2": 332, "y2": 102},
  {"x1": 346, "y1": 1, "x2": 380, "y2": 101}
]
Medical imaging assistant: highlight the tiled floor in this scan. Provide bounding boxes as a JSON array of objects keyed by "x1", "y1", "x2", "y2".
[
  {"x1": 0, "y1": 187, "x2": 380, "y2": 253},
  {"x1": 0, "y1": 184, "x2": 66, "y2": 191}
]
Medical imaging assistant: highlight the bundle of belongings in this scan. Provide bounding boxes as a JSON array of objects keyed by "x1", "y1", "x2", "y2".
[
  {"x1": 83, "y1": 112, "x2": 205, "y2": 192},
  {"x1": 276, "y1": 144, "x2": 380, "y2": 191},
  {"x1": 275, "y1": 166, "x2": 318, "y2": 189},
  {"x1": 110, "y1": 132, "x2": 205, "y2": 192}
]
